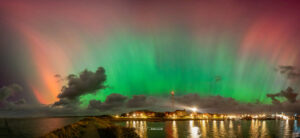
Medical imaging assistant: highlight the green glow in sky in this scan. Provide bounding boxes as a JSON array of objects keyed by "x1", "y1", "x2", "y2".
[{"x1": 77, "y1": 29, "x2": 288, "y2": 105}]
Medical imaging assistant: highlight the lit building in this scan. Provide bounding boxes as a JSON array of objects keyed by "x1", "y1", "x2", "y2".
[
  {"x1": 212, "y1": 114, "x2": 225, "y2": 119},
  {"x1": 175, "y1": 109, "x2": 187, "y2": 117},
  {"x1": 127, "y1": 110, "x2": 156, "y2": 118},
  {"x1": 202, "y1": 113, "x2": 213, "y2": 119},
  {"x1": 165, "y1": 112, "x2": 177, "y2": 118}
]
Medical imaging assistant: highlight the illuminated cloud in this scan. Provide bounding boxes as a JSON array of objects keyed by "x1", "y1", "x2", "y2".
[
  {"x1": 58, "y1": 67, "x2": 107, "y2": 100},
  {"x1": 53, "y1": 67, "x2": 107, "y2": 109}
]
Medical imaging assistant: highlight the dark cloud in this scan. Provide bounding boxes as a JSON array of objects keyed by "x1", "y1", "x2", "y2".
[
  {"x1": 14, "y1": 98, "x2": 26, "y2": 105},
  {"x1": 53, "y1": 67, "x2": 107, "y2": 109},
  {"x1": 0, "y1": 84, "x2": 26, "y2": 108},
  {"x1": 2, "y1": 92, "x2": 300, "y2": 117},
  {"x1": 0, "y1": 84, "x2": 22, "y2": 101},
  {"x1": 267, "y1": 87, "x2": 298, "y2": 103},
  {"x1": 88, "y1": 100, "x2": 102, "y2": 109},
  {"x1": 88, "y1": 93, "x2": 127, "y2": 111},
  {"x1": 105, "y1": 93, "x2": 128, "y2": 104},
  {"x1": 57, "y1": 67, "x2": 107, "y2": 100},
  {"x1": 266, "y1": 94, "x2": 281, "y2": 105},
  {"x1": 174, "y1": 94, "x2": 244, "y2": 113},
  {"x1": 52, "y1": 98, "x2": 81, "y2": 110},
  {"x1": 173, "y1": 93, "x2": 300, "y2": 114},
  {"x1": 88, "y1": 94, "x2": 167, "y2": 114},
  {"x1": 272, "y1": 66, "x2": 300, "y2": 104},
  {"x1": 86, "y1": 93, "x2": 300, "y2": 114},
  {"x1": 278, "y1": 65, "x2": 300, "y2": 80},
  {"x1": 54, "y1": 74, "x2": 61, "y2": 78},
  {"x1": 88, "y1": 93, "x2": 245, "y2": 113},
  {"x1": 126, "y1": 95, "x2": 157, "y2": 108},
  {"x1": 54, "y1": 74, "x2": 65, "y2": 82}
]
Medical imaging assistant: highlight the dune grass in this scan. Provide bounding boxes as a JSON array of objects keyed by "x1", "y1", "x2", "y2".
[{"x1": 41, "y1": 117, "x2": 139, "y2": 138}]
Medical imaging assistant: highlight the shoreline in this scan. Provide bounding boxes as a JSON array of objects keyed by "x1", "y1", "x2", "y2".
[
  {"x1": 0, "y1": 116, "x2": 291, "y2": 121},
  {"x1": 41, "y1": 117, "x2": 139, "y2": 138},
  {"x1": 109, "y1": 117, "x2": 286, "y2": 122}
]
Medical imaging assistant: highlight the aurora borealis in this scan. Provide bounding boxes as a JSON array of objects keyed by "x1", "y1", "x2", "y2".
[{"x1": 1, "y1": 1, "x2": 300, "y2": 110}]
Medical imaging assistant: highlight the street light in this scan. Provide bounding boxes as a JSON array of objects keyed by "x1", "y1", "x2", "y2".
[{"x1": 191, "y1": 107, "x2": 197, "y2": 112}]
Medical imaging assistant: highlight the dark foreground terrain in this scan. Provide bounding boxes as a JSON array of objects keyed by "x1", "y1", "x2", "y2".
[{"x1": 41, "y1": 117, "x2": 139, "y2": 138}]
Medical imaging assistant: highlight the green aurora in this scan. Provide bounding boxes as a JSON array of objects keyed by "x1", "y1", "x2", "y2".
[
  {"x1": 77, "y1": 30, "x2": 288, "y2": 105},
  {"x1": 2, "y1": 1, "x2": 297, "y2": 106}
]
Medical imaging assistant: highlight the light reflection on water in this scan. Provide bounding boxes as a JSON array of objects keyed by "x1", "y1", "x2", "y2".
[
  {"x1": 189, "y1": 120, "x2": 200, "y2": 138},
  {"x1": 200, "y1": 120, "x2": 207, "y2": 137},
  {"x1": 2, "y1": 118, "x2": 299, "y2": 137},
  {"x1": 126, "y1": 120, "x2": 148, "y2": 138},
  {"x1": 118, "y1": 120, "x2": 300, "y2": 138},
  {"x1": 212, "y1": 120, "x2": 218, "y2": 138},
  {"x1": 172, "y1": 121, "x2": 178, "y2": 138},
  {"x1": 294, "y1": 120, "x2": 300, "y2": 138}
]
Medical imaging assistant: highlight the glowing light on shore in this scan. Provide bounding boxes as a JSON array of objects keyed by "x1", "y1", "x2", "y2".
[
  {"x1": 276, "y1": 113, "x2": 289, "y2": 120},
  {"x1": 191, "y1": 107, "x2": 197, "y2": 112}
]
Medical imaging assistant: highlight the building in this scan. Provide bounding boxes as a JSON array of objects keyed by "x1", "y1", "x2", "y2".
[
  {"x1": 175, "y1": 109, "x2": 188, "y2": 117},
  {"x1": 165, "y1": 112, "x2": 177, "y2": 118},
  {"x1": 127, "y1": 110, "x2": 156, "y2": 118},
  {"x1": 202, "y1": 113, "x2": 213, "y2": 119}
]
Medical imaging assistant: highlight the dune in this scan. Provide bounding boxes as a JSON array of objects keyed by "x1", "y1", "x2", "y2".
[{"x1": 41, "y1": 117, "x2": 139, "y2": 138}]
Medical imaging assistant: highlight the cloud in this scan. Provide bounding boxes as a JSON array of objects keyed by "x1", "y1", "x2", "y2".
[
  {"x1": 2, "y1": 65, "x2": 300, "y2": 116},
  {"x1": 172, "y1": 93, "x2": 300, "y2": 114},
  {"x1": 126, "y1": 95, "x2": 157, "y2": 108},
  {"x1": 54, "y1": 74, "x2": 65, "y2": 82},
  {"x1": 53, "y1": 67, "x2": 107, "y2": 109},
  {"x1": 267, "y1": 87, "x2": 298, "y2": 104},
  {"x1": 0, "y1": 84, "x2": 23, "y2": 101},
  {"x1": 88, "y1": 93, "x2": 167, "y2": 112},
  {"x1": 88, "y1": 100, "x2": 102, "y2": 109},
  {"x1": 173, "y1": 94, "x2": 248, "y2": 113},
  {"x1": 52, "y1": 98, "x2": 81, "y2": 110},
  {"x1": 86, "y1": 93, "x2": 258, "y2": 114},
  {"x1": 266, "y1": 94, "x2": 281, "y2": 104},
  {"x1": 88, "y1": 93, "x2": 127, "y2": 111},
  {"x1": 54, "y1": 74, "x2": 62, "y2": 78},
  {"x1": 2, "y1": 68, "x2": 166, "y2": 117},
  {"x1": 2, "y1": 92, "x2": 300, "y2": 117},
  {"x1": 0, "y1": 84, "x2": 26, "y2": 108},
  {"x1": 278, "y1": 65, "x2": 300, "y2": 80},
  {"x1": 86, "y1": 93, "x2": 300, "y2": 114},
  {"x1": 272, "y1": 66, "x2": 300, "y2": 104},
  {"x1": 57, "y1": 67, "x2": 107, "y2": 100}
]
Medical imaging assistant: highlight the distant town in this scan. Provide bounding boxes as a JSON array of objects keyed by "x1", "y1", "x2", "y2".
[
  {"x1": 109, "y1": 91, "x2": 299, "y2": 121},
  {"x1": 111, "y1": 109, "x2": 299, "y2": 121}
]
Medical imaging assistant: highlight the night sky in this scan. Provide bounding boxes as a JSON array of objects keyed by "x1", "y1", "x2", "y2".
[{"x1": 1, "y1": 1, "x2": 300, "y2": 116}]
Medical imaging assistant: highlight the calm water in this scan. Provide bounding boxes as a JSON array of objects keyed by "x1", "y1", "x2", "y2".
[
  {"x1": 1, "y1": 118, "x2": 300, "y2": 138},
  {"x1": 0, "y1": 117, "x2": 82, "y2": 138},
  {"x1": 117, "y1": 120, "x2": 300, "y2": 138}
]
